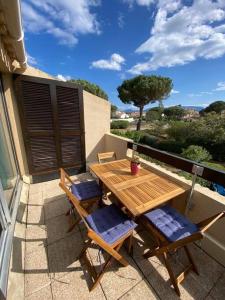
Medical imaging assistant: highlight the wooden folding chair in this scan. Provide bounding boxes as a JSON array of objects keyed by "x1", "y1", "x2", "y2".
[
  {"x1": 97, "y1": 151, "x2": 117, "y2": 164},
  {"x1": 141, "y1": 204, "x2": 225, "y2": 296},
  {"x1": 59, "y1": 168, "x2": 102, "y2": 232},
  {"x1": 97, "y1": 152, "x2": 117, "y2": 199},
  {"x1": 59, "y1": 177, "x2": 137, "y2": 290}
]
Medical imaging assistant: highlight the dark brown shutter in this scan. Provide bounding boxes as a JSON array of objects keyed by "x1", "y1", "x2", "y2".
[{"x1": 15, "y1": 75, "x2": 85, "y2": 175}]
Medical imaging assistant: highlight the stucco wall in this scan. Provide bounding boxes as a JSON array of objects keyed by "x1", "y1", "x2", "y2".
[
  {"x1": 105, "y1": 133, "x2": 225, "y2": 266},
  {"x1": 83, "y1": 90, "x2": 110, "y2": 165}
]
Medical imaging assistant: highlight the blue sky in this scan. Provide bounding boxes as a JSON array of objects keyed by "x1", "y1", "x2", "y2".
[{"x1": 22, "y1": 0, "x2": 225, "y2": 111}]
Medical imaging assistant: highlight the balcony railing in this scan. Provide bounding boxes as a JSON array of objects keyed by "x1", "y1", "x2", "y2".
[{"x1": 127, "y1": 141, "x2": 225, "y2": 187}]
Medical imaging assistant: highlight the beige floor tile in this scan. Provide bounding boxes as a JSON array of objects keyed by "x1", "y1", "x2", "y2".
[
  {"x1": 25, "y1": 246, "x2": 50, "y2": 297},
  {"x1": 44, "y1": 196, "x2": 70, "y2": 220},
  {"x1": 51, "y1": 261, "x2": 106, "y2": 300},
  {"x1": 48, "y1": 232, "x2": 84, "y2": 280},
  {"x1": 28, "y1": 192, "x2": 44, "y2": 205},
  {"x1": 146, "y1": 262, "x2": 209, "y2": 300},
  {"x1": 29, "y1": 183, "x2": 45, "y2": 195},
  {"x1": 46, "y1": 213, "x2": 79, "y2": 245},
  {"x1": 120, "y1": 279, "x2": 159, "y2": 300},
  {"x1": 178, "y1": 244, "x2": 224, "y2": 293},
  {"x1": 26, "y1": 225, "x2": 47, "y2": 254},
  {"x1": 27, "y1": 205, "x2": 45, "y2": 226},
  {"x1": 209, "y1": 272, "x2": 225, "y2": 300},
  {"x1": 99, "y1": 249, "x2": 143, "y2": 300},
  {"x1": 25, "y1": 285, "x2": 52, "y2": 300},
  {"x1": 132, "y1": 230, "x2": 163, "y2": 276}
]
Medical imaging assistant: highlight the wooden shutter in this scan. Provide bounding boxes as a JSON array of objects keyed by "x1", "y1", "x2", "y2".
[{"x1": 15, "y1": 75, "x2": 85, "y2": 175}]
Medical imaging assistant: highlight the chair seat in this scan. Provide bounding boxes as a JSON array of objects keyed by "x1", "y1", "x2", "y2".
[
  {"x1": 144, "y1": 205, "x2": 198, "y2": 242},
  {"x1": 86, "y1": 204, "x2": 137, "y2": 245},
  {"x1": 71, "y1": 180, "x2": 102, "y2": 201}
]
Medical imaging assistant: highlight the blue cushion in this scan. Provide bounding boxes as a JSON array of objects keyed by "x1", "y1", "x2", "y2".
[
  {"x1": 144, "y1": 205, "x2": 198, "y2": 242},
  {"x1": 71, "y1": 180, "x2": 102, "y2": 201},
  {"x1": 86, "y1": 204, "x2": 137, "y2": 245}
]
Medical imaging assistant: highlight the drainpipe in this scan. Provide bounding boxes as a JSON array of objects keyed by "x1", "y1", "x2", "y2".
[{"x1": 0, "y1": 0, "x2": 27, "y2": 69}]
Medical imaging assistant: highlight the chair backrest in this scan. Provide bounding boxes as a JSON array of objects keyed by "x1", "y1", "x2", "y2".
[
  {"x1": 97, "y1": 151, "x2": 117, "y2": 164},
  {"x1": 59, "y1": 168, "x2": 90, "y2": 228}
]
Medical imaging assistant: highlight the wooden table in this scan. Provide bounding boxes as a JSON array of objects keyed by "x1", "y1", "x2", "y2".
[{"x1": 90, "y1": 159, "x2": 187, "y2": 217}]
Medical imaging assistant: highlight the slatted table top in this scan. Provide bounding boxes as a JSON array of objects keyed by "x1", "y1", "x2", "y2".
[{"x1": 90, "y1": 159, "x2": 187, "y2": 216}]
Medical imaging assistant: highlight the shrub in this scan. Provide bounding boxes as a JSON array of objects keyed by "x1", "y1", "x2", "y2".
[
  {"x1": 181, "y1": 145, "x2": 212, "y2": 162},
  {"x1": 157, "y1": 140, "x2": 184, "y2": 154},
  {"x1": 110, "y1": 120, "x2": 129, "y2": 129},
  {"x1": 141, "y1": 134, "x2": 158, "y2": 147}
]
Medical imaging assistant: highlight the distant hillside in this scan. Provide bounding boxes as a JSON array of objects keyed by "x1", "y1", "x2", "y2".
[
  {"x1": 123, "y1": 106, "x2": 204, "y2": 113},
  {"x1": 182, "y1": 106, "x2": 204, "y2": 111}
]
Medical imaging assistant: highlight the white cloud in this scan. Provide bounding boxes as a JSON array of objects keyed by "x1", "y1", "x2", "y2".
[
  {"x1": 214, "y1": 81, "x2": 225, "y2": 91},
  {"x1": 171, "y1": 89, "x2": 179, "y2": 94},
  {"x1": 123, "y1": 0, "x2": 155, "y2": 8},
  {"x1": 91, "y1": 53, "x2": 125, "y2": 71},
  {"x1": 118, "y1": 13, "x2": 125, "y2": 29},
  {"x1": 200, "y1": 91, "x2": 213, "y2": 95},
  {"x1": 129, "y1": 0, "x2": 225, "y2": 74},
  {"x1": 22, "y1": 0, "x2": 100, "y2": 46},
  {"x1": 188, "y1": 93, "x2": 202, "y2": 97},
  {"x1": 56, "y1": 74, "x2": 71, "y2": 81},
  {"x1": 27, "y1": 53, "x2": 38, "y2": 66}
]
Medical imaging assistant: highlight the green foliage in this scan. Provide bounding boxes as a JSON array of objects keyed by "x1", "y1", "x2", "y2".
[
  {"x1": 69, "y1": 79, "x2": 108, "y2": 100},
  {"x1": 178, "y1": 171, "x2": 210, "y2": 187},
  {"x1": 146, "y1": 107, "x2": 163, "y2": 122},
  {"x1": 181, "y1": 145, "x2": 212, "y2": 162},
  {"x1": 110, "y1": 120, "x2": 129, "y2": 129},
  {"x1": 164, "y1": 105, "x2": 186, "y2": 120},
  {"x1": 111, "y1": 104, "x2": 118, "y2": 118},
  {"x1": 157, "y1": 140, "x2": 184, "y2": 154},
  {"x1": 110, "y1": 129, "x2": 144, "y2": 142},
  {"x1": 201, "y1": 101, "x2": 225, "y2": 114},
  {"x1": 166, "y1": 114, "x2": 225, "y2": 161},
  {"x1": 117, "y1": 75, "x2": 173, "y2": 130}
]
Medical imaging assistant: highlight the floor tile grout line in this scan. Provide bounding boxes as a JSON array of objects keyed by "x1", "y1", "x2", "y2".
[
  {"x1": 203, "y1": 271, "x2": 224, "y2": 300},
  {"x1": 116, "y1": 278, "x2": 144, "y2": 300},
  {"x1": 126, "y1": 244, "x2": 162, "y2": 300},
  {"x1": 194, "y1": 241, "x2": 225, "y2": 270}
]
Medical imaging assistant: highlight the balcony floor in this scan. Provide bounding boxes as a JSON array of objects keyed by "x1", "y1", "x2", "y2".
[{"x1": 23, "y1": 173, "x2": 225, "y2": 300}]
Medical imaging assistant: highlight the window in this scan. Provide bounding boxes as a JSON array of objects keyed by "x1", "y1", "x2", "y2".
[
  {"x1": 0, "y1": 96, "x2": 18, "y2": 208},
  {"x1": 0, "y1": 77, "x2": 20, "y2": 298}
]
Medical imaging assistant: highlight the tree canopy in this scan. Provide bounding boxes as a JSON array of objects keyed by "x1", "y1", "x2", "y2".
[
  {"x1": 164, "y1": 105, "x2": 186, "y2": 120},
  {"x1": 111, "y1": 104, "x2": 118, "y2": 118},
  {"x1": 146, "y1": 107, "x2": 163, "y2": 122},
  {"x1": 201, "y1": 101, "x2": 225, "y2": 114},
  {"x1": 117, "y1": 75, "x2": 173, "y2": 130},
  {"x1": 69, "y1": 79, "x2": 108, "y2": 100}
]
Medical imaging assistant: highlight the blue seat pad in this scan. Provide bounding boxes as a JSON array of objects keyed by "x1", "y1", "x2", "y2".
[
  {"x1": 86, "y1": 204, "x2": 137, "y2": 245},
  {"x1": 71, "y1": 180, "x2": 102, "y2": 201},
  {"x1": 144, "y1": 205, "x2": 198, "y2": 242}
]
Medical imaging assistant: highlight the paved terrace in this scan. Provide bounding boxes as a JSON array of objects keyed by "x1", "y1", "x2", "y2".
[{"x1": 20, "y1": 173, "x2": 225, "y2": 299}]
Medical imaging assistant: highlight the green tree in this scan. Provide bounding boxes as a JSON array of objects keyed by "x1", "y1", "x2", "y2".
[
  {"x1": 164, "y1": 105, "x2": 186, "y2": 120},
  {"x1": 181, "y1": 145, "x2": 212, "y2": 162},
  {"x1": 117, "y1": 75, "x2": 173, "y2": 131},
  {"x1": 201, "y1": 101, "x2": 225, "y2": 114},
  {"x1": 69, "y1": 79, "x2": 108, "y2": 100},
  {"x1": 111, "y1": 104, "x2": 118, "y2": 118},
  {"x1": 146, "y1": 107, "x2": 163, "y2": 122}
]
